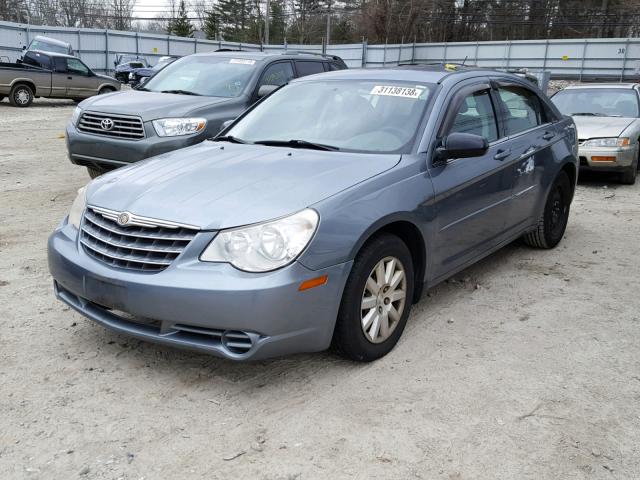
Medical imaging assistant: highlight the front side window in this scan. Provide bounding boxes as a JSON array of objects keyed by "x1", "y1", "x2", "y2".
[
  {"x1": 449, "y1": 90, "x2": 498, "y2": 142},
  {"x1": 258, "y1": 62, "x2": 295, "y2": 88},
  {"x1": 143, "y1": 56, "x2": 260, "y2": 97},
  {"x1": 498, "y1": 86, "x2": 543, "y2": 135},
  {"x1": 227, "y1": 80, "x2": 433, "y2": 153},
  {"x1": 551, "y1": 88, "x2": 640, "y2": 118},
  {"x1": 67, "y1": 58, "x2": 89, "y2": 76}
]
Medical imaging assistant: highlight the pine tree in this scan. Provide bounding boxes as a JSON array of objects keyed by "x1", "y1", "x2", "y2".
[
  {"x1": 268, "y1": 0, "x2": 287, "y2": 44},
  {"x1": 203, "y1": 9, "x2": 219, "y2": 40},
  {"x1": 168, "y1": 0, "x2": 195, "y2": 37}
]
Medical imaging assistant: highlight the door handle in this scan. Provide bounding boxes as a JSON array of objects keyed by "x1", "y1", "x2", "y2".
[
  {"x1": 542, "y1": 131, "x2": 555, "y2": 141},
  {"x1": 494, "y1": 149, "x2": 511, "y2": 161},
  {"x1": 67, "y1": 76, "x2": 72, "y2": 80}
]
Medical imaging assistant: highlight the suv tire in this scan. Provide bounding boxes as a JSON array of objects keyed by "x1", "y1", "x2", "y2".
[
  {"x1": 333, "y1": 233, "x2": 414, "y2": 362},
  {"x1": 87, "y1": 166, "x2": 106, "y2": 179}
]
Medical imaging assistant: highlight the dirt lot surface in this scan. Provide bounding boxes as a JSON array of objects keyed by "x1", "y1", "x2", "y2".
[{"x1": 1, "y1": 98, "x2": 639, "y2": 480}]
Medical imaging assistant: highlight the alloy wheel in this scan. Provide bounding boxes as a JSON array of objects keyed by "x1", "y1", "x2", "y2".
[{"x1": 361, "y1": 256, "x2": 407, "y2": 344}]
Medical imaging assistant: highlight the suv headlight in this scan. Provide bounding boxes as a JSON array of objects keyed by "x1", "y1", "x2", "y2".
[
  {"x1": 582, "y1": 137, "x2": 630, "y2": 147},
  {"x1": 68, "y1": 186, "x2": 87, "y2": 229},
  {"x1": 71, "y1": 106, "x2": 82, "y2": 125},
  {"x1": 201, "y1": 209, "x2": 319, "y2": 272},
  {"x1": 152, "y1": 118, "x2": 207, "y2": 137}
]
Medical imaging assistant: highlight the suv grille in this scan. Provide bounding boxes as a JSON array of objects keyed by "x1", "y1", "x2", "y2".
[
  {"x1": 78, "y1": 112, "x2": 145, "y2": 140},
  {"x1": 80, "y1": 207, "x2": 198, "y2": 272}
]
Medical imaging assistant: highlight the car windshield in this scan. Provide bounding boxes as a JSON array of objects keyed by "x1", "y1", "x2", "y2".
[
  {"x1": 143, "y1": 56, "x2": 259, "y2": 98},
  {"x1": 225, "y1": 80, "x2": 433, "y2": 153},
  {"x1": 29, "y1": 39, "x2": 68, "y2": 55},
  {"x1": 552, "y1": 88, "x2": 640, "y2": 118}
]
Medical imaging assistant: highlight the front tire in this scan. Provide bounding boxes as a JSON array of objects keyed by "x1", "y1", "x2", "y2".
[
  {"x1": 333, "y1": 233, "x2": 414, "y2": 361},
  {"x1": 620, "y1": 153, "x2": 638, "y2": 185},
  {"x1": 9, "y1": 84, "x2": 33, "y2": 107},
  {"x1": 523, "y1": 170, "x2": 571, "y2": 249},
  {"x1": 87, "y1": 166, "x2": 106, "y2": 179},
  {"x1": 98, "y1": 87, "x2": 114, "y2": 95}
]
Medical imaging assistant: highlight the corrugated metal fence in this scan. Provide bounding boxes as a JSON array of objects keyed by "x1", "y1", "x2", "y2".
[{"x1": 2, "y1": 20, "x2": 640, "y2": 80}]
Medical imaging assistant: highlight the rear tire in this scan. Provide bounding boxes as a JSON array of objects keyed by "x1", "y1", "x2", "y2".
[
  {"x1": 98, "y1": 87, "x2": 114, "y2": 95},
  {"x1": 523, "y1": 170, "x2": 571, "y2": 249},
  {"x1": 333, "y1": 233, "x2": 414, "y2": 362},
  {"x1": 9, "y1": 84, "x2": 33, "y2": 107},
  {"x1": 0, "y1": 95, "x2": 5, "y2": 101},
  {"x1": 87, "y1": 166, "x2": 105, "y2": 179}
]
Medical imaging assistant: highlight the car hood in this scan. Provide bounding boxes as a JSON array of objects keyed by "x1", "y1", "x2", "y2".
[
  {"x1": 572, "y1": 115, "x2": 636, "y2": 139},
  {"x1": 96, "y1": 73, "x2": 119, "y2": 84},
  {"x1": 80, "y1": 90, "x2": 232, "y2": 121},
  {"x1": 87, "y1": 142, "x2": 401, "y2": 230}
]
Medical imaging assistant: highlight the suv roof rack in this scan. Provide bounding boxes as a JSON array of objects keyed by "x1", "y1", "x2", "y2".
[{"x1": 281, "y1": 50, "x2": 343, "y2": 62}]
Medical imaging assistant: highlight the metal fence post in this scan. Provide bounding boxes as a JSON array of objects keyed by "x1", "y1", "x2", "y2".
[
  {"x1": 474, "y1": 41, "x2": 479, "y2": 65},
  {"x1": 579, "y1": 40, "x2": 587, "y2": 81},
  {"x1": 361, "y1": 39, "x2": 367, "y2": 67},
  {"x1": 443, "y1": 41, "x2": 447, "y2": 62},
  {"x1": 194, "y1": 37, "x2": 197, "y2": 54},
  {"x1": 135, "y1": 32, "x2": 139, "y2": 56},
  {"x1": 105, "y1": 29, "x2": 109, "y2": 74},
  {"x1": 620, "y1": 38, "x2": 630, "y2": 81},
  {"x1": 167, "y1": 35, "x2": 170, "y2": 55},
  {"x1": 505, "y1": 41, "x2": 511, "y2": 68},
  {"x1": 383, "y1": 39, "x2": 387, "y2": 67},
  {"x1": 411, "y1": 37, "x2": 416, "y2": 63}
]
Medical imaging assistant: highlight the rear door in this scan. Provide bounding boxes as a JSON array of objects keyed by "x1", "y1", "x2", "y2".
[
  {"x1": 429, "y1": 79, "x2": 515, "y2": 278},
  {"x1": 492, "y1": 81, "x2": 559, "y2": 231}
]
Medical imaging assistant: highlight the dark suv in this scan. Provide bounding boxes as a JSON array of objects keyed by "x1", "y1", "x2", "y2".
[{"x1": 66, "y1": 51, "x2": 347, "y2": 177}]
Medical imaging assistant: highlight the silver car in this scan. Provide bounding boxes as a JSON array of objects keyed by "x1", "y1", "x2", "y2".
[{"x1": 551, "y1": 83, "x2": 640, "y2": 184}]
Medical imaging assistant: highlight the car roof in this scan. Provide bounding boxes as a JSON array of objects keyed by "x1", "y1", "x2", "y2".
[
  {"x1": 291, "y1": 64, "x2": 524, "y2": 84},
  {"x1": 563, "y1": 83, "x2": 639, "y2": 90}
]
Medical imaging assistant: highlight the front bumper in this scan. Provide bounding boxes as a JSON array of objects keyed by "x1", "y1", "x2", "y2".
[
  {"x1": 66, "y1": 121, "x2": 207, "y2": 170},
  {"x1": 48, "y1": 220, "x2": 352, "y2": 360},
  {"x1": 578, "y1": 145, "x2": 637, "y2": 172}
]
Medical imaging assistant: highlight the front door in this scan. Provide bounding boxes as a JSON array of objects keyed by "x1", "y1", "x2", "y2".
[
  {"x1": 64, "y1": 58, "x2": 97, "y2": 98},
  {"x1": 429, "y1": 83, "x2": 514, "y2": 279}
]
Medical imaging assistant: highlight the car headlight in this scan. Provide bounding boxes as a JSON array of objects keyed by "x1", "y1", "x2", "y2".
[
  {"x1": 201, "y1": 209, "x2": 319, "y2": 272},
  {"x1": 71, "y1": 106, "x2": 82, "y2": 125},
  {"x1": 68, "y1": 186, "x2": 87, "y2": 229},
  {"x1": 152, "y1": 118, "x2": 207, "y2": 137},
  {"x1": 582, "y1": 137, "x2": 630, "y2": 147}
]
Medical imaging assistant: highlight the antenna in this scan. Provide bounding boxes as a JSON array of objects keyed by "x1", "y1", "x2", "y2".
[{"x1": 462, "y1": 55, "x2": 468, "y2": 66}]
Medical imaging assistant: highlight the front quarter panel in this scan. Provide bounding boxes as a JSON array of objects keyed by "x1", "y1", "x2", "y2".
[{"x1": 299, "y1": 156, "x2": 433, "y2": 272}]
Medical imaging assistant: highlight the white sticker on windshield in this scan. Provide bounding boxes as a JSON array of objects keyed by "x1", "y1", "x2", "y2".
[
  {"x1": 370, "y1": 85, "x2": 423, "y2": 98},
  {"x1": 229, "y1": 58, "x2": 255, "y2": 65}
]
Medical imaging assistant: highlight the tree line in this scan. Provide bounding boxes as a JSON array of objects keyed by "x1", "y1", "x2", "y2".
[{"x1": 2, "y1": 0, "x2": 640, "y2": 45}]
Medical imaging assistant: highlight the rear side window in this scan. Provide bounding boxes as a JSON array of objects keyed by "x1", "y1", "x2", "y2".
[
  {"x1": 326, "y1": 62, "x2": 345, "y2": 71},
  {"x1": 497, "y1": 86, "x2": 544, "y2": 135},
  {"x1": 295, "y1": 61, "x2": 324, "y2": 77},
  {"x1": 449, "y1": 90, "x2": 499, "y2": 142},
  {"x1": 259, "y1": 62, "x2": 294, "y2": 88}
]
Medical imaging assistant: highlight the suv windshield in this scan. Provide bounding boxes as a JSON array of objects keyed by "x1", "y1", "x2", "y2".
[
  {"x1": 552, "y1": 88, "x2": 640, "y2": 118},
  {"x1": 226, "y1": 80, "x2": 433, "y2": 153},
  {"x1": 143, "y1": 56, "x2": 260, "y2": 98}
]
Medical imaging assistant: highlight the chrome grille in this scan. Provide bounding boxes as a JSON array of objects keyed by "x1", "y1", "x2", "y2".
[
  {"x1": 80, "y1": 207, "x2": 199, "y2": 272},
  {"x1": 78, "y1": 111, "x2": 145, "y2": 140}
]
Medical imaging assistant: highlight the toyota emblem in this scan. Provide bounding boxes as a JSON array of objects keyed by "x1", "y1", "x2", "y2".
[
  {"x1": 117, "y1": 212, "x2": 130, "y2": 226},
  {"x1": 101, "y1": 118, "x2": 114, "y2": 131}
]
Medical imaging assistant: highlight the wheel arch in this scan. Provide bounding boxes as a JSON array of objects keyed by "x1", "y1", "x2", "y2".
[
  {"x1": 349, "y1": 216, "x2": 426, "y2": 304},
  {"x1": 560, "y1": 161, "x2": 577, "y2": 201},
  {"x1": 10, "y1": 79, "x2": 36, "y2": 96}
]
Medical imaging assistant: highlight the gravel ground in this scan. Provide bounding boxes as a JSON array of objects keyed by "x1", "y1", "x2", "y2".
[{"x1": 1, "y1": 98, "x2": 639, "y2": 480}]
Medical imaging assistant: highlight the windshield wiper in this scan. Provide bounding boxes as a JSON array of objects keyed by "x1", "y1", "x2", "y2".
[
  {"x1": 160, "y1": 89, "x2": 200, "y2": 96},
  {"x1": 253, "y1": 139, "x2": 340, "y2": 151},
  {"x1": 570, "y1": 112, "x2": 610, "y2": 117},
  {"x1": 210, "y1": 135, "x2": 250, "y2": 144},
  {"x1": 135, "y1": 86, "x2": 150, "y2": 91}
]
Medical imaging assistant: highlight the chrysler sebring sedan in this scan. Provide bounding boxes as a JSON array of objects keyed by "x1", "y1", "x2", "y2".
[{"x1": 48, "y1": 66, "x2": 578, "y2": 361}]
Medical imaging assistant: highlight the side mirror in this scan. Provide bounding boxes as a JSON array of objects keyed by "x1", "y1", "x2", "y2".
[
  {"x1": 436, "y1": 132, "x2": 489, "y2": 161},
  {"x1": 257, "y1": 84, "x2": 278, "y2": 98},
  {"x1": 219, "y1": 119, "x2": 234, "y2": 132},
  {"x1": 22, "y1": 45, "x2": 27, "y2": 51}
]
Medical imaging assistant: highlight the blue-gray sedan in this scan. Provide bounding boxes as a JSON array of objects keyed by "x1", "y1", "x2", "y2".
[{"x1": 48, "y1": 66, "x2": 579, "y2": 361}]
